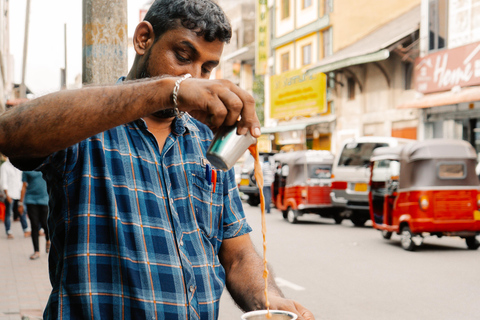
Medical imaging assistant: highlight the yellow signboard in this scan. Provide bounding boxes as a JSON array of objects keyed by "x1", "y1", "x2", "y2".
[
  {"x1": 270, "y1": 69, "x2": 327, "y2": 120},
  {"x1": 255, "y1": 0, "x2": 269, "y2": 75}
]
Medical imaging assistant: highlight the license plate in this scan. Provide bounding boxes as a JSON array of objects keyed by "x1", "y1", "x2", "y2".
[
  {"x1": 354, "y1": 183, "x2": 368, "y2": 192},
  {"x1": 240, "y1": 179, "x2": 250, "y2": 186},
  {"x1": 474, "y1": 210, "x2": 480, "y2": 221}
]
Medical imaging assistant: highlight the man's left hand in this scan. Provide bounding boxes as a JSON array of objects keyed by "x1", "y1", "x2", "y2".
[{"x1": 268, "y1": 295, "x2": 316, "y2": 320}]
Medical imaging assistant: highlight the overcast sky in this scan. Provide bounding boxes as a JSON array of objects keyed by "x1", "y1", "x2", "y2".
[{"x1": 9, "y1": 0, "x2": 150, "y2": 96}]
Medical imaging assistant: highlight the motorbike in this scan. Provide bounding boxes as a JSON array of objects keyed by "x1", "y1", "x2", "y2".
[
  {"x1": 273, "y1": 150, "x2": 336, "y2": 224},
  {"x1": 368, "y1": 139, "x2": 480, "y2": 251}
]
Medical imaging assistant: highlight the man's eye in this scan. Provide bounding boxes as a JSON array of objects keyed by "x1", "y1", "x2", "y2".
[{"x1": 176, "y1": 53, "x2": 190, "y2": 63}]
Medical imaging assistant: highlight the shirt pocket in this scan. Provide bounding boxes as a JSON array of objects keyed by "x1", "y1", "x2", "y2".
[{"x1": 191, "y1": 170, "x2": 224, "y2": 238}]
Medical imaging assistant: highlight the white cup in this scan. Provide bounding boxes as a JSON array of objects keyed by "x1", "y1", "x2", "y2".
[{"x1": 241, "y1": 310, "x2": 298, "y2": 320}]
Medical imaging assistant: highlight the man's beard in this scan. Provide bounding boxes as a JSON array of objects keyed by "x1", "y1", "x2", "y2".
[{"x1": 139, "y1": 50, "x2": 177, "y2": 119}]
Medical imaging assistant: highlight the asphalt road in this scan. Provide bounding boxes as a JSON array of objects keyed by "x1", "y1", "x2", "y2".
[{"x1": 218, "y1": 203, "x2": 480, "y2": 320}]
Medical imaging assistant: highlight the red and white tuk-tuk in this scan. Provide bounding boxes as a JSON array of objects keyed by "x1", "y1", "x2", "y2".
[
  {"x1": 273, "y1": 150, "x2": 336, "y2": 224},
  {"x1": 369, "y1": 139, "x2": 480, "y2": 251}
]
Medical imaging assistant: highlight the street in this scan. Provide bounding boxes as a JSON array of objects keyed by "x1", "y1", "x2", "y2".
[
  {"x1": 2, "y1": 201, "x2": 480, "y2": 320},
  {"x1": 219, "y1": 202, "x2": 480, "y2": 320}
]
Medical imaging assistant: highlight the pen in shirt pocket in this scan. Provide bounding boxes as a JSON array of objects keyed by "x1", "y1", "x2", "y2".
[
  {"x1": 211, "y1": 169, "x2": 217, "y2": 191},
  {"x1": 206, "y1": 163, "x2": 212, "y2": 185}
]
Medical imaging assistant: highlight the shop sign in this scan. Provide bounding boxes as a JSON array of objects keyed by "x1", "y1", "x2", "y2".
[
  {"x1": 255, "y1": 0, "x2": 269, "y2": 75},
  {"x1": 270, "y1": 69, "x2": 327, "y2": 120},
  {"x1": 414, "y1": 41, "x2": 480, "y2": 94}
]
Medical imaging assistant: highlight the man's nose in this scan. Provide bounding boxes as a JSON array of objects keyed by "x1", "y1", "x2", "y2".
[{"x1": 189, "y1": 65, "x2": 208, "y2": 79}]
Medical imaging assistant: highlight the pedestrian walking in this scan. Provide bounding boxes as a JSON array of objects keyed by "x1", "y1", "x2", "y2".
[
  {"x1": 0, "y1": 158, "x2": 30, "y2": 239},
  {"x1": 262, "y1": 155, "x2": 275, "y2": 214},
  {"x1": 0, "y1": 0, "x2": 315, "y2": 319},
  {"x1": 19, "y1": 171, "x2": 49, "y2": 260}
]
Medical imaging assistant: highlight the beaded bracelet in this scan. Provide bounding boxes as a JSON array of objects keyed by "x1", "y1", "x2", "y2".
[{"x1": 172, "y1": 73, "x2": 192, "y2": 118}]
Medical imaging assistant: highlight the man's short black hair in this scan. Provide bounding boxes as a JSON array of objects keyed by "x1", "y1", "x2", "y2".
[{"x1": 143, "y1": 0, "x2": 232, "y2": 43}]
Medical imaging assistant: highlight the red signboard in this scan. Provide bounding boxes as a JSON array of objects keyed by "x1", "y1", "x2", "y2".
[{"x1": 414, "y1": 41, "x2": 480, "y2": 94}]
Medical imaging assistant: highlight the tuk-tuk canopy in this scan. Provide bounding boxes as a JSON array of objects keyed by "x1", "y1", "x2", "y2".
[
  {"x1": 274, "y1": 150, "x2": 335, "y2": 185},
  {"x1": 371, "y1": 139, "x2": 479, "y2": 189},
  {"x1": 371, "y1": 139, "x2": 477, "y2": 162}
]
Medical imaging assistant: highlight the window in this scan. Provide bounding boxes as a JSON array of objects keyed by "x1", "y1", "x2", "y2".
[
  {"x1": 303, "y1": 0, "x2": 312, "y2": 9},
  {"x1": 324, "y1": 0, "x2": 332, "y2": 14},
  {"x1": 322, "y1": 28, "x2": 332, "y2": 57},
  {"x1": 347, "y1": 77, "x2": 355, "y2": 100},
  {"x1": 281, "y1": 0, "x2": 290, "y2": 19},
  {"x1": 403, "y1": 61, "x2": 413, "y2": 90},
  {"x1": 338, "y1": 142, "x2": 388, "y2": 167},
  {"x1": 428, "y1": 0, "x2": 448, "y2": 51},
  {"x1": 302, "y1": 44, "x2": 312, "y2": 66},
  {"x1": 438, "y1": 163, "x2": 466, "y2": 179},
  {"x1": 281, "y1": 52, "x2": 290, "y2": 72}
]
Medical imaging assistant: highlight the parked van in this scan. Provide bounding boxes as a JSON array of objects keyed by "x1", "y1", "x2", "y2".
[{"x1": 330, "y1": 136, "x2": 413, "y2": 226}]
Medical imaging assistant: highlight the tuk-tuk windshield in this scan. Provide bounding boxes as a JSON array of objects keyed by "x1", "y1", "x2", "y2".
[
  {"x1": 338, "y1": 142, "x2": 388, "y2": 167},
  {"x1": 309, "y1": 165, "x2": 332, "y2": 179}
]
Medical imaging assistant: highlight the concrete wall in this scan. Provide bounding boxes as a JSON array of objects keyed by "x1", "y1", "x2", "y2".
[
  {"x1": 330, "y1": 0, "x2": 421, "y2": 52},
  {"x1": 334, "y1": 54, "x2": 419, "y2": 150}
]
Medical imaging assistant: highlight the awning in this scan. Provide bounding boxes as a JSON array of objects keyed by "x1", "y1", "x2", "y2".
[
  {"x1": 397, "y1": 87, "x2": 480, "y2": 109},
  {"x1": 305, "y1": 5, "x2": 420, "y2": 75},
  {"x1": 261, "y1": 115, "x2": 336, "y2": 134}
]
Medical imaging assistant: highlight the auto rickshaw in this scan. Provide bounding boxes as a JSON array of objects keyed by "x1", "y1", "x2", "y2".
[
  {"x1": 273, "y1": 150, "x2": 336, "y2": 224},
  {"x1": 368, "y1": 139, "x2": 480, "y2": 251}
]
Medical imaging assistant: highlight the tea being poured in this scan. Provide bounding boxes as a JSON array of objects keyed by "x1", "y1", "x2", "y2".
[{"x1": 248, "y1": 144, "x2": 271, "y2": 318}]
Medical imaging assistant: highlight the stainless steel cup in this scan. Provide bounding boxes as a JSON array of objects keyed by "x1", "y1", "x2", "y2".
[
  {"x1": 207, "y1": 125, "x2": 257, "y2": 171},
  {"x1": 241, "y1": 310, "x2": 298, "y2": 320}
]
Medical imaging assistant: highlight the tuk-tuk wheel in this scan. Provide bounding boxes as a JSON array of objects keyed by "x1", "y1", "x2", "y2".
[
  {"x1": 381, "y1": 230, "x2": 392, "y2": 240},
  {"x1": 400, "y1": 226, "x2": 416, "y2": 251},
  {"x1": 287, "y1": 208, "x2": 298, "y2": 224},
  {"x1": 333, "y1": 214, "x2": 343, "y2": 225},
  {"x1": 465, "y1": 237, "x2": 480, "y2": 250},
  {"x1": 282, "y1": 210, "x2": 288, "y2": 220}
]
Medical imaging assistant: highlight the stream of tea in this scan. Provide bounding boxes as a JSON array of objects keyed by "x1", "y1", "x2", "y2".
[{"x1": 248, "y1": 144, "x2": 271, "y2": 318}]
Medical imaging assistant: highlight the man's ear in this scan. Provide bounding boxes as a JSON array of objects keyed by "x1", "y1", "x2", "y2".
[{"x1": 133, "y1": 21, "x2": 155, "y2": 56}]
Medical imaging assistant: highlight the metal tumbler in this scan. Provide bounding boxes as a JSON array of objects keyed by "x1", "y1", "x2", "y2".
[
  {"x1": 241, "y1": 310, "x2": 298, "y2": 320},
  {"x1": 206, "y1": 124, "x2": 257, "y2": 171}
]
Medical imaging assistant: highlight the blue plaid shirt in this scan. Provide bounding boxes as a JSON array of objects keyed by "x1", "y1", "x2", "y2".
[{"x1": 39, "y1": 113, "x2": 251, "y2": 319}]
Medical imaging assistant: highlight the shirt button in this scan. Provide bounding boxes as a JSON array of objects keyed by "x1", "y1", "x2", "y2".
[
  {"x1": 180, "y1": 240, "x2": 184, "y2": 246},
  {"x1": 170, "y1": 199, "x2": 174, "y2": 205},
  {"x1": 189, "y1": 285, "x2": 195, "y2": 292}
]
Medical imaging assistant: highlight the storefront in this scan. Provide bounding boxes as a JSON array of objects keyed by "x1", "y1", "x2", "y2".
[
  {"x1": 400, "y1": 41, "x2": 480, "y2": 154},
  {"x1": 264, "y1": 68, "x2": 334, "y2": 152}
]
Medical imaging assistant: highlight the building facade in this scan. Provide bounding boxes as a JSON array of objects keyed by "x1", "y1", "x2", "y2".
[
  {"x1": 264, "y1": 0, "x2": 422, "y2": 154},
  {"x1": 401, "y1": 0, "x2": 480, "y2": 157}
]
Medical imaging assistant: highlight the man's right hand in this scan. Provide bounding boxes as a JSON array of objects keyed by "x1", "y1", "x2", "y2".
[{"x1": 175, "y1": 78, "x2": 261, "y2": 138}]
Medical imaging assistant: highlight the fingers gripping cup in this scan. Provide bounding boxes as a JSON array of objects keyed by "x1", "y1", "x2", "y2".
[
  {"x1": 241, "y1": 310, "x2": 298, "y2": 320},
  {"x1": 207, "y1": 124, "x2": 257, "y2": 171}
]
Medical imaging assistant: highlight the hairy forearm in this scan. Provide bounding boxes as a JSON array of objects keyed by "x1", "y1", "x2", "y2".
[
  {"x1": 0, "y1": 77, "x2": 175, "y2": 159},
  {"x1": 223, "y1": 246, "x2": 284, "y2": 311}
]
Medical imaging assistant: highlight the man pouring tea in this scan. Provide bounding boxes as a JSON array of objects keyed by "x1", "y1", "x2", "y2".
[{"x1": 0, "y1": 0, "x2": 315, "y2": 318}]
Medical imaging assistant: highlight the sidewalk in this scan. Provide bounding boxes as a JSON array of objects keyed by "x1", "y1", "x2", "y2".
[{"x1": 0, "y1": 221, "x2": 51, "y2": 320}]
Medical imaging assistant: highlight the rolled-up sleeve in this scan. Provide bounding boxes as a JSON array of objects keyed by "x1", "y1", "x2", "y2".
[{"x1": 222, "y1": 168, "x2": 252, "y2": 239}]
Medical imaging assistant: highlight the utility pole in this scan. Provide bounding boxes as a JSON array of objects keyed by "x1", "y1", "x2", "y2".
[
  {"x1": 61, "y1": 23, "x2": 67, "y2": 89},
  {"x1": 82, "y1": 0, "x2": 128, "y2": 85},
  {"x1": 20, "y1": 0, "x2": 31, "y2": 98}
]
